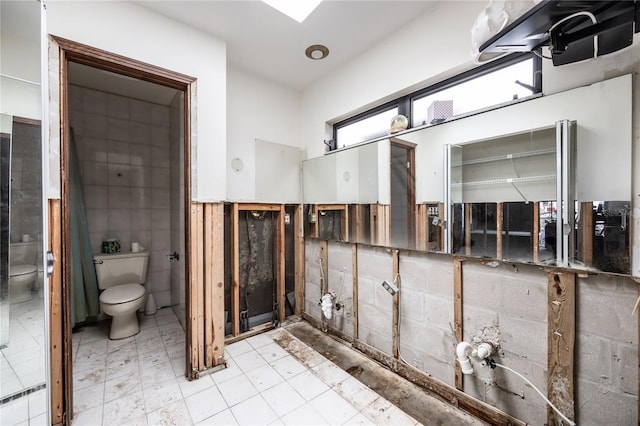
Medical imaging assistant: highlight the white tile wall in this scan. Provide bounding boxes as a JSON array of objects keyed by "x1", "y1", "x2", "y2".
[{"x1": 70, "y1": 85, "x2": 175, "y2": 306}]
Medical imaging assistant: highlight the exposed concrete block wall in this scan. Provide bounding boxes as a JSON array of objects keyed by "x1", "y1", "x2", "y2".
[
  {"x1": 356, "y1": 246, "x2": 394, "y2": 354},
  {"x1": 304, "y1": 239, "x2": 322, "y2": 322},
  {"x1": 303, "y1": 238, "x2": 639, "y2": 424},
  {"x1": 576, "y1": 274, "x2": 638, "y2": 425},
  {"x1": 461, "y1": 261, "x2": 548, "y2": 425},
  {"x1": 398, "y1": 251, "x2": 455, "y2": 386},
  {"x1": 326, "y1": 241, "x2": 355, "y2": 338}
]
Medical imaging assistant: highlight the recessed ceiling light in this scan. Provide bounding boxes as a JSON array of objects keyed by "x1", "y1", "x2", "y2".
[
  {"x1": 305, "y1": 44, "x2": 329, "y2": 60},
  {"x1": 262, "y1": 0, "x2": 322, "y2": 23}
]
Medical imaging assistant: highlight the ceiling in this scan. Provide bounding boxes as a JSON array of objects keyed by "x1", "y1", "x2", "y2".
[
  {"x1": 134, "y1": 1, "x2": 439, "y2": 90},
  {"x1": 67, "y1": 1, "x2": 442, "y2": 105}
]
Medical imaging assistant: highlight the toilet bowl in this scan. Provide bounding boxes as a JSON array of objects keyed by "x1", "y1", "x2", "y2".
[
  {"x1": 100, "y1": 283, "x2": 147, "y2": 340},
  {"x1": 94, "y1": 251, "x2": 150, "y2": 340},
  {"x1": 9, "y1": 264, "x2": 37, "y2": 304}
]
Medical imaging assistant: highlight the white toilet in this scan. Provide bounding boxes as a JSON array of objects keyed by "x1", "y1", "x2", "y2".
[
  {"x1": 9, "y1": 242, "x2": 38, "y2": 304},
  {"x1": 9, "y1": 264, "x2": 37, "y2": 304},
  {"x1": 93, "y1": 251, "x2": 150, "y2": 340}
]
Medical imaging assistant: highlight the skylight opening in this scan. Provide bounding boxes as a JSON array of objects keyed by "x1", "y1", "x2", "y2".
[{"x1": 262, "y1": 0, "x2": 322, "y2": 23}]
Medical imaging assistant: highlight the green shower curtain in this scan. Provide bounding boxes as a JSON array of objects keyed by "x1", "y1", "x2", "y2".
[{"x1": 70, "y1": 130, "x2": 99, "y2": 326}]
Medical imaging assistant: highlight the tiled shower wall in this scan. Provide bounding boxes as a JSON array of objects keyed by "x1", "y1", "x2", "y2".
[{"x1": 68, "y1": 85, "x2": 173, "y2": 307}]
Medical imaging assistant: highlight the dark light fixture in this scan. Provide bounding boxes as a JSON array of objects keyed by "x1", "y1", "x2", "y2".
[{"x1": 305, "y1": 44, "x2": 329, "y2": 60}]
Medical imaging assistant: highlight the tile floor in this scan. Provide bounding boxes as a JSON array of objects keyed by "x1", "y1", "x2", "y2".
[
  {"x1": 70, "y1": 307, "x2": 422, "y2": 425},
  {"x1": 0, "y1": 295, "x2": 48, "y2": 426}
]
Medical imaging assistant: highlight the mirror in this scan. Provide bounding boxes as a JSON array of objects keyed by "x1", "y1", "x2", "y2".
[
  {"x1": 303, "y1": 75, "x2": 632, "y2": 275},
  {"x1": 1, "y1": 0, "x2": 48, "y2": 412}
]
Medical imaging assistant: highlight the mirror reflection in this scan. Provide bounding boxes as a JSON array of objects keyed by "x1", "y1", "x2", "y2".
[
  {"x1": 0, "y1": 0, "x2": 47, "y2": 408},
  {"x1": 303, "y1": 119, "x2": 631, "y2": 275}
]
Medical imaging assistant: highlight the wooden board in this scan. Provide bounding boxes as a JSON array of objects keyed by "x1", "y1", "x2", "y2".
[
  {"x1": 294, "y1": 206, "x2": 305, "y2": 316},
  {"x1": 533, "y1": 202, "x2": 540, "y2": 264},
  {"x1": 496, "y1": 203, "x2": 503, "y2": 259},
  {"x1": 231, "y1": 203, "x2": 240, "y2": 336},
  {"x1": 188, "y1": 203, "x2": 204, "y2": 376},
  {"x1": 204, "y1": 204, "x2": 214, "y2": 368},
  {"x1": 237, "y1": 203, "x2": 282, "y2": 211},
  {"x1": 370, "y1": 204, "x2": 390, "y2": 246},
  {"x1": 581, "y1": 202, "x2": 593, "y2": 266},
  {"x1": 352, "y1": 244, "x2": 359, "y2": 340},
  {"x1": 453, "y1": 257, "x2": 463, "y2": 391},
  {"x1": 464, "y1": 203, "x2": 471, "y2": 256},
  {"x1": 353, "y1": 205, "x2": 367, "y2": 244},
  {"x1": 204, "y1": 203, "x2": 225, "y2": 368},
  {"x1": 415, "y1": 204, "x2": 428, "y2": 251},
  {"x1": 48, "y1": 199, "x2": 65, "y2": 425},
  {"x1": 547, "y1": 271, "x2": 575, "y2": 425},
  {"x1": 278, "y1": 205, "x2": 286, "y2": 322},
  {"x1": 392, "y1": 250, "x2": 400, "y2": 359}
]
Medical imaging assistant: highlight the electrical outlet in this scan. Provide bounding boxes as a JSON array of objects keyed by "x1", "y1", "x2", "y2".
[
  {"x1": 308, "y1": 212, "x2": 317, "y2": 223},
  {"x1": 381, "y1": 280, "x2": 399, "y2": 295},
  {"x1": 284, "y1": 213, "x2": 291, "y2": 225}
]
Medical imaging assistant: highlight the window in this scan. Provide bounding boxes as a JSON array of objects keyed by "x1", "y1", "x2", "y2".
[
  {"x1": 412, "y1": 58, "x2": 536, "y2": 126},
  {"x1": 335, "y1": 106, "x2": 398, "y2": 149},
  {"x1": 332, "y1": 53, "x2": 540, "y2": 150}
]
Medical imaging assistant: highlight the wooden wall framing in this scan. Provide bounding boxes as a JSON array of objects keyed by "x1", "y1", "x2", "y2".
[
  {"x1": 188, "y1": 202, "x2": 226, "y2": 378},
  {"x1": 48, "y1": 199, "x2": 67, "y2": 426}
]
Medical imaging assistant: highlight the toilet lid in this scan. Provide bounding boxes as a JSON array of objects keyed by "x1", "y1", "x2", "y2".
[
  {"x1": 100, "y1": 284, "x2": 145, "y2": 304},
  {"x1": 10, "y1": 264, "x2": 37, "y2": 277}
]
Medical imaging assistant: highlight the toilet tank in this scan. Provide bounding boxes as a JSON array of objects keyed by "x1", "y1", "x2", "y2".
[{"x1": 93, "y1": 251, "x2": 149, "y2": 290}]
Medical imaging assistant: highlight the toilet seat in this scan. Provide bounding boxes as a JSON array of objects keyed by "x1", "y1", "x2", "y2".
[
  {"x1": 10, "y1": 264, "x2": 37, "y2": 277},
  {"x1": 100, "y1": 283, "x2": 145, "y2": 304}
]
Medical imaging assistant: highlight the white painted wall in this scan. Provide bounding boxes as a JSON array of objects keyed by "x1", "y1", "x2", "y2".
[
  {"x1": 299, "y1": 1, "x2": 486, "y2": 160},
  {"x1": 45, "y1": 1, "x2": 227, "y2": 201},
  {"x1": 1, "y1": 34, "x2": 41, "y2": 120},
  {"x1": 226, "y1": 65, "x2": 302, "y2": 202}
]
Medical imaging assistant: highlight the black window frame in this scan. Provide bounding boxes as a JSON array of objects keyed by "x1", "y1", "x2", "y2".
[{"x1": 332, "y1": 52, "x2": 541, "y2": 151}]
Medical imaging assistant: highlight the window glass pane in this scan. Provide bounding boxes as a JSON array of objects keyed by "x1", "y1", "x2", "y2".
[
  {"x1": 412, "y1": 59, "x2": 534, "y2": 126},
  {"x1": 336, "y1": 107, "x2": 398, "y2": 148}
]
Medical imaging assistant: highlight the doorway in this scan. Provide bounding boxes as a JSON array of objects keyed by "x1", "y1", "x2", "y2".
[
  {"x1": 53, "y1": 37, "x2": 194, "y2": 423},
  {"x1": 390, "y1": 140, "x2": 416, "y2": 248}
]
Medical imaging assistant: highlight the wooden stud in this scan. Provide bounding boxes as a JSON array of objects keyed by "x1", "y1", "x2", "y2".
[
  {"x1": 392, "y1": 250, "x2": 400, "y2": 359},
  {"x1": 438, "y1": 202, "x2": 445, "y2": 251},
  {"x1": 581, "y1": 202, "x2": 593, "y2": 266},
  {"x1": 370, "y1": 204, "x2": 390, "y2": 246},
  {"x1": 188, "y1": 203, "x2": 204, "y2": 376},
  {"x1": 312, "y1": 204, "x2": 319, "y2": 239},
  {"x1": 294, "y1": 205, "x2": 305, "y2": 316},
  {"x1": 320, "y1": 240, "x2": 329, "y2": 295},
  {"x1": 496, "y1": 203, "x2": 503, "y2": 259},
  {"x1": 342, "y1": 205, "x2": 350, "y2": 242},
  {"x1": 237, "y1": 203, "x2": 282, "y2": 211},
  {"x1": 231, "y1": 203, "x2": 240, "y2": 336},
  {"x1": 547, "y1": 271, "x2": 575, "y2": 425},
  {"x1": 278, "y1": 205, "x2": 286, "y2": 322},
  {"x1": 533, "y1": 202, "x2": 540, "y2": 264},
  {"x1": 415, "y1": 204, "x2": 427, "y2": 251},
  {"x1": 204, "y1": 203, "x2": 225, "y2": 368},
  {"x1": 464, "y1": 203, "x2": 471, "y2": 256},
  {"x1": 453, "y1": 257, "x2": 463, "y2": 391},
  {"x1": 204, "y1": 204, "x2": 214, "y2": 368},
  {"x1": 352, "y1": 244, "x2": 359, "y2": 340},
  {"x1": 353, "y1": 205, "x2": 367, "y2": 243},
  {"x1": 48, "y1": 199, "x2": 64, "y2": 425}
]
